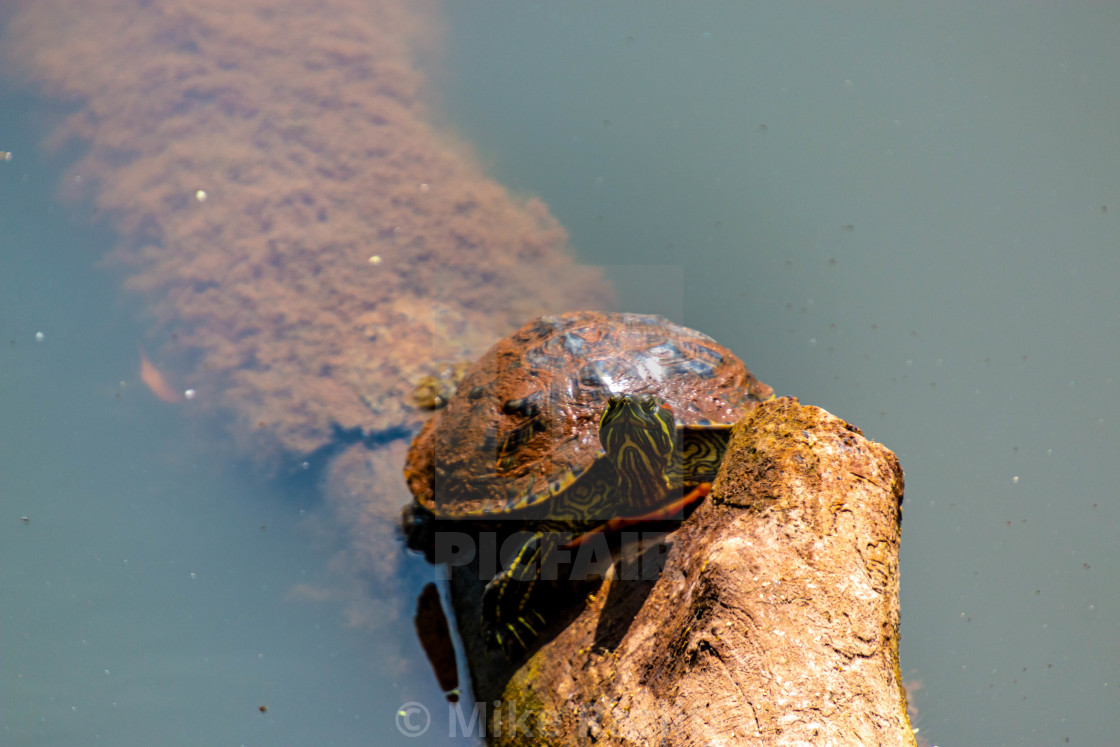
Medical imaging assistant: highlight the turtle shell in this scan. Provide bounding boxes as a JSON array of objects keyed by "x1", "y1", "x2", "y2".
[{"x1": 403, "y1": 311, "x2": 772, "y2": 517}]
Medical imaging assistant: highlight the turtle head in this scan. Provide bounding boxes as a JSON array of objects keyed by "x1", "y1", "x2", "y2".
[{"x1": 599, "y1": 395, "x2": 678, "y2": 506}]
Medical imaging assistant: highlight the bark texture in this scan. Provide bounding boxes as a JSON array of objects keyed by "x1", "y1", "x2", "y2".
[{"x1": 459, "y1": 396, "x2": 914, "y2": 746}]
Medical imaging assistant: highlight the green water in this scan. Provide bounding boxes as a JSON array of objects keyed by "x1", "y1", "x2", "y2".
[{"x1": 436, "y1": 3, "x2": 1120, "y2": 744}]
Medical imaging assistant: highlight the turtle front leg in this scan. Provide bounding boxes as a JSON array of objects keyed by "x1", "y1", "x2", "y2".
[{"x1": 482, "y1": 530, "x2": 565, "y2": 657}]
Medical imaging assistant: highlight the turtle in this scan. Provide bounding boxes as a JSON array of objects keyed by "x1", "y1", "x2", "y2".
[{"x1": 403, "y1": 311, "x2": 772, "y2": 655}]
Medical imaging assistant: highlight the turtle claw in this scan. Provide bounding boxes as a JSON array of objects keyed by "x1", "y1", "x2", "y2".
[
  {"x1": 481, "y1": 530, "x2": 570, "y2": 657},
  {"x1": 481, "y1": 571, "x2": 537, "y2": 658},
  {"x1": 482, "y1": 534, "x2": 553, "y2": 659},
  {"x1": 485, "y1": 610, "x2": 548, "y2": 660}
]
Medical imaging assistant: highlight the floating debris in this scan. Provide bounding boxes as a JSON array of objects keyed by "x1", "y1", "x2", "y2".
[{"x1": 138, "y1": 344, "x2": 182, "y2": 403}]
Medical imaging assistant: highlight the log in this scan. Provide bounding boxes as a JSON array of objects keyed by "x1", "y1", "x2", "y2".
[{"x1": 453, "y1": 396, "x2": 915, "y2": 745}]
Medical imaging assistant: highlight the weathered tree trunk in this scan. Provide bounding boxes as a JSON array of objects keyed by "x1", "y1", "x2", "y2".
[{"x1": 455, "y1": 397, "x2": 915, "y2": 746}]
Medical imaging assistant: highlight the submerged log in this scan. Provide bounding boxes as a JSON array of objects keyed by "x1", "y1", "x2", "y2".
[{"x1": 455, "y1": 396, "x2": 915, "y2": 746}]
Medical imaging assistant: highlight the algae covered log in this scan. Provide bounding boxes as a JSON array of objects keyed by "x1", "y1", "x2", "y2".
[
  {"x1": 3, "y1": 0, "x2": 612, "y2": 625},
  {"x1": 3, "y1": 0, "x2": 612, "y2": 462}
]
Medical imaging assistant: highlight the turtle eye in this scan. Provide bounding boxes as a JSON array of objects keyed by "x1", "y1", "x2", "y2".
[{"x1": 639, "y1": 395, "x2": 669, "y2": 416}]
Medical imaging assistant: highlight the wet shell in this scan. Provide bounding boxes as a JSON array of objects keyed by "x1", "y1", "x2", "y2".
[{"x1": 404, "y1": 311, "x2": 772, "y2": 516}]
